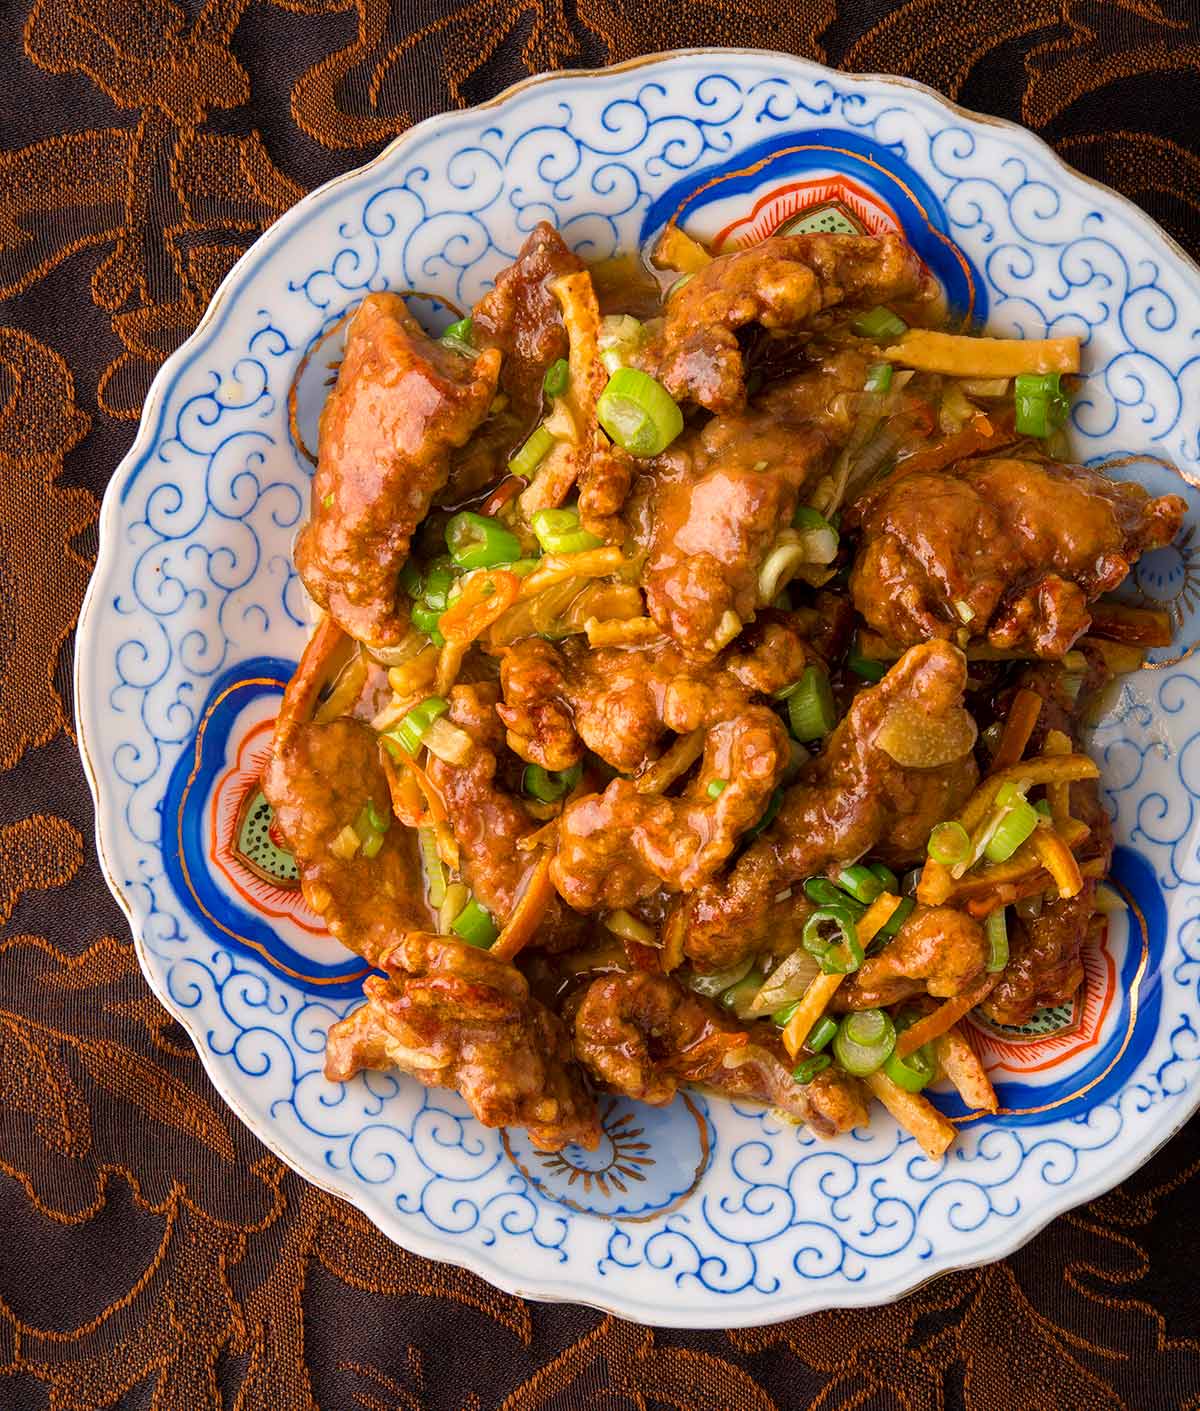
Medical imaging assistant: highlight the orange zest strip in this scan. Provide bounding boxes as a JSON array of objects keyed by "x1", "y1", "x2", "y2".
[
  {"x1": 959, "y1": 754, "x2": 1099, "y2": 832},
  {"x1": 1030, "y1": 826, "x2": 1084, "y2": 899},
  {"x1": 584, "y1": 616, "x2": 661, "y2": 647},
  {"x1": 439, "y1": 569, "x2": 521, "y2": 645},
  {"x1": 888, "y1": 414, "x2": 1012, "y2": 486},
  {"x1": 990, "y1": 688, "x2": 1043, "y2": 773},
  {"x1": 491, "y1": 852, "x2": 555, "y2": 962},
  {"x1": 896, "y1": 973, "x2": 998, "y2": 1058},
  {"x1": 384, "y1": 743, "x2": 459, "y2": 870}
]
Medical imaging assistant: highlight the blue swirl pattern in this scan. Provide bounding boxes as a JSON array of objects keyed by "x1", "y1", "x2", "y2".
[{"x1": 76, "y1": 53, "x2": 1200, "y2": 1324}]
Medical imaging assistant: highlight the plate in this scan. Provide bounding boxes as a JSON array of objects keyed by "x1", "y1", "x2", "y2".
[{"x1": 75, "y1": 49, "x2": 1200, "y2": 1326}]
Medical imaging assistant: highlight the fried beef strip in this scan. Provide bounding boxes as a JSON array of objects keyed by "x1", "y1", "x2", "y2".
[
  {"x1": 472, "y1": 222, "x2": 583, "y2": 426},
  {"x1": 326, "y1": 932, "x2": 600, "y2": 1152},
  {"x1": 263, "y1": 718, "x2": 428, "y2": 966},
  {"x1": 262, "y1": 622, "x2": 430, "y2": 965},
  {"x1": 633, "y1": 353, "x2": 869, "y2": 658},
  {"x1": 833, "y1": 905, "x2": 989, "y2": 1011},
  {"x1": 425, "y1": 682, "x2": 585, "y2": 951},
  {"x1": 636, "y1": 231, "x2": 928, "y2": 414},
  {"x1": 573, "y1": 971, "x2": 868, "y2": 1136},
  {"x1": 497, "y1": 614, "x2": 808, "y2": 774},
  {"x1": 551, "y1": 706, "x2": 791, "y2": 911},
  {"x1": 975, "y1": 655, "x2": 1115, "y2": 1026},
  {"x1": 676, "y1": 641, "x2": 979, "y2": 972},
  {"x1": 849, "y1": 457, "x2": 1185, "y2": 659},
  {"x1": 296, "y1": 293, "x2": 500, "y2": 646}
]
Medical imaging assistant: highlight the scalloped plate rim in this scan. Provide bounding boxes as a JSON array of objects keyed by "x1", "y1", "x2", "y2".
[{"x1": 74, "y1": 47, "x2": 1200, "y2": 1326}]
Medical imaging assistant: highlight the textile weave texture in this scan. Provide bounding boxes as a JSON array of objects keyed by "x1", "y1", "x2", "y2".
[{"x1": 2, "y1": 2, "x2": 1200, "y2": 1408}]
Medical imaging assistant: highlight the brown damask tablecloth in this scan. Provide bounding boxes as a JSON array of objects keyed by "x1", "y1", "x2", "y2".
[{"x1": 3, "y1": 2, "x2": 1199, "y2": 1407}]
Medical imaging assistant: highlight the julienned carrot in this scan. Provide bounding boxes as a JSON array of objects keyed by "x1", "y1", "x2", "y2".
[
  {"x1": 856, "y1": 892, "x2": 903, "y2": 946},
  {"x1": 989, "y1": 688, "x2": 1043, "y2": 773},
  {"x1": 889, "y1": 414, "x2": 1011, "y2": 484},
  {"x1": 439, "y1": 569, "x2": 520, "y2": 644},
  {"x1": 782, "y1": 974, "x2": 845, "y2": 1060},
  {"x1": 895, "y1": 973, "x2": 998, "y2": 1059},
  {"x1": 491, "y1": 852, "x2": 555, "y2": 961}
]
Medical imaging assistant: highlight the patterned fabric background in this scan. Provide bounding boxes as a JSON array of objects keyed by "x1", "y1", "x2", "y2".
[{"x1": 2, "y1": 2, "x2": 1199, "y2": 1407}]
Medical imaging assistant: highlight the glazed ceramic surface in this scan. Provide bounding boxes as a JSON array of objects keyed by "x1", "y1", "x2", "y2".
[{"x1": 76, "y1": 49, "x2": 1200, "y2": 1326}]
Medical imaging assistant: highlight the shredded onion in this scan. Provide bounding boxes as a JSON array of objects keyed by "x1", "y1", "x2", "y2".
[
  {"x1": 757, "y1": 535, "x2": 808, "y2": 605},
  {"x1": 604, "y1": 909, "x2": 659, "y2": 946},
  {"x1": 746, "y1": 948, "x2": 820, "y2": 1017},
  {"x1": 876, "y1": 701, "x2": 978, "y2": 768},
  {"x1": 366, "y1": 629, "x2": 428, "y2": 668},
  {"x1": 422, "y1": 717, "x2": 474, "y2": 766},
  {"x1": 438, "y1": 882, "x2": 469, "y2": 935},
  {"x1": 688, "y1": 959, "x2": 752, "y2": 998}
]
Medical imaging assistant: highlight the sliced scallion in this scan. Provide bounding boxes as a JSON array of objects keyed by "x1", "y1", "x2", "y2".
[
  {"x1": 531, "y1": 505, "x2": 603, "y2": 555},
  {"x1": 847, "y1": 652, "x2": 887, "y2": 682},
  {"x1": 410, "y1": 601, "x2": 445, "y2": 646},
  {"x1": 596, "y1": 367, "x2": 683, "y2": 457},
  {"x1": 874, "y1": 895, "x2": 914, "y2": 945},
  {"x1": 985, "y1": 907, "x2": 1010, "y2": 972},
  {"x1": 542, "y1": 357, "x2": 569, "y2": 399},
  {"x1": 927, "y1": 820, "x2": 971, "y2": 867},
  {"x1": 445, "y1": 511, "x2": 522, "y2": 571},
  {"x1": 802, "y1": 904, "x2": 864, "y2": 975},
  {"x1": 836, "y1": 864, "x2": 884, "y2": 905},
  {"x1": 807, "y1": 1015, "x2": 839, "y2": 1053},
  {"x1": 399, "y1": 560, "x2": 423, "y2": 599},
  {"x1": 387, "y1": 695, "x2": 450, "y2": 757},
  {"x1": 509, "y1": 422, "x2": 556, "y2": 479},
  {"x1": 522, "y1": 761, "x2": 581, "y2": 803},
  {"x1": 984, "y1": 797, "x2": 1039, "y2": 863},
  {"x1": 853, "y1": 306, "x2": 907, "y2": 340},
  {"x1": 865, "y1": 361, "x2": 894, "y2": 393},
  {"x1": 421, "y1": 562, "x2": 456, "y2": 612},
  {"x1": 706, "y1": 779, "x2": 728, "y2": 800},
  {"x1": 833, "y1": 1008, "x2": 897, "y2": 1076},
  {"x1": 867, "y1": 862, "x2": 899, "y2": 894},
  {"x1": 440, "y1": 316, "x2": 475, "y2": 357},
  {"x1": 804, "y1": 877, "x2": 864, "y2": 915},
  {"x1": 793, "y1": 1053, "x2": 831, "y2": 1085},
  {"x1": 451, "y1": 895, "x2": 499, "y2": 948},
  {"x1": 786, "y1": 666, "x2": 836, "y2": 742},
  {"x1": 883, "y1": 1042, "x2": 936, "y2": 1093},
  {"x1": 1014, "y1": 372, "x2": 1069, "y2": 439}
]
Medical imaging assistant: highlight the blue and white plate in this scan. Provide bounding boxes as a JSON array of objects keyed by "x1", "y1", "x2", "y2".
[{"x1": 75, "y1": 50, "x2": 1200, "y2": 1326}]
